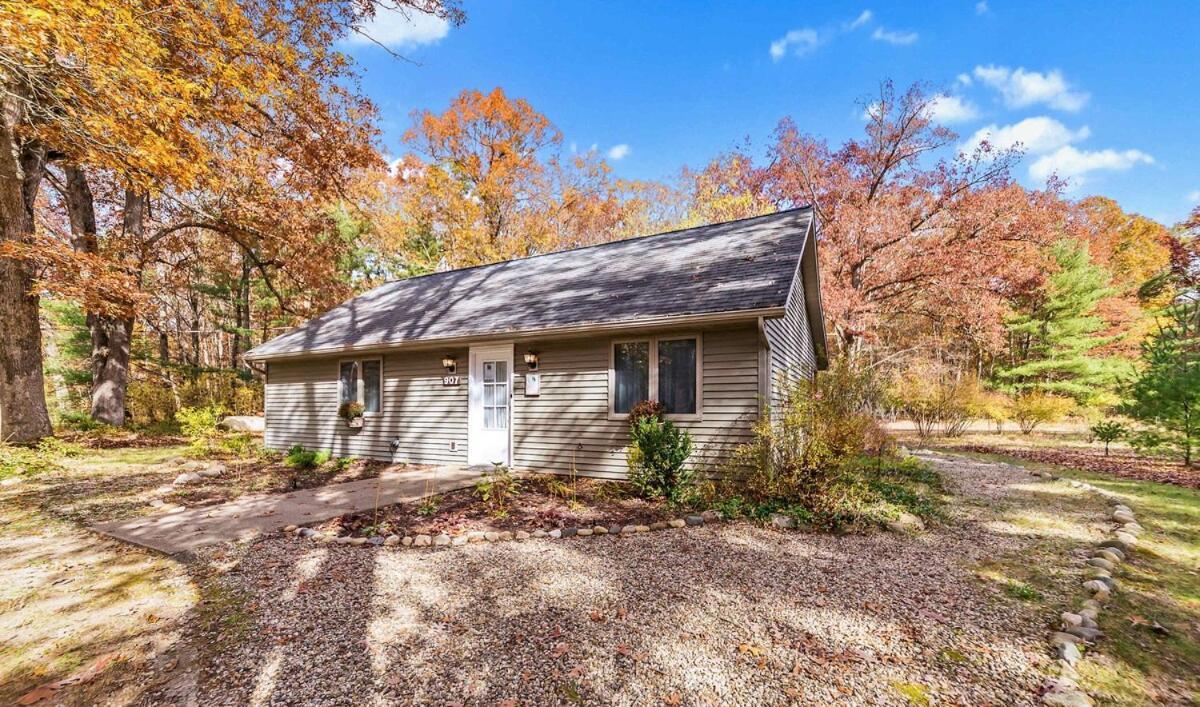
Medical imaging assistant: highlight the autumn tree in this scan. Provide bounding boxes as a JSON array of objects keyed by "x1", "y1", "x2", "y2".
[
  {"x1": 761, "y1": 82, "x2": 1062, "y2": 361},
  {"x1": 1, "y1": 0, "x2": 463, "y2": 436},
  {"x1": 393, "y1": 88, "x2": 670, "y2": 269}
]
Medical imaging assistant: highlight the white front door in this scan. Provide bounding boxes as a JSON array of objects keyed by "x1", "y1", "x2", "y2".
[{"x1": 468, "y1": 344, "x2": 513, "y2": 467}]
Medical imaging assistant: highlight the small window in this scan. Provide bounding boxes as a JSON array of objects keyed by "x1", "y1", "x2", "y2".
[
  {"x1": 339, "y1": 361, "x2": 359, "y2": 406},
  {"x1": 613, "y1": 341, "x2": 650, "y2": 414},
  {"x1": 658, "y1": 338, "x2": 697, "y2": 414},
  {"x1": 338, "y1": 358, "x2": 382, "y2": 414},
  {"x1": 361, "y1": 360, "x2": 381, "y2": 413},
  {"x1": 610, "y1": 336, "x2": 700, "y2": 418}
]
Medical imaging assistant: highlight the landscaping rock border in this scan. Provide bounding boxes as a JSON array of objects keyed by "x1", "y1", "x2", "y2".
[
  {"x1": 282, "y1": 509, "x2": 721, "y2": 550},
  {"x1": 1025, "y1": 469, "x2": 1145, "y2": 707}
]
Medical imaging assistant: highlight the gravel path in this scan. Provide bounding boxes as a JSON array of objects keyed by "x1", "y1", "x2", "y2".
[{"x1": 142, "y1": 453, "x2": 1061, "y2": 706}]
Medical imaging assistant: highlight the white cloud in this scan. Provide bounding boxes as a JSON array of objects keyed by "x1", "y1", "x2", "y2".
[
  {"x1": 344, "y1": 6, "x2": 450, "y2": 48},
  {"x1": 1187, "y1": 190, "x2": 1200, "y2": 203},
  {"x1": 956, "y1": 73, "x2": 973, "y2": 87},
  {"x1": 871, "y1": 27, "x2": 918, "y2": 45},
  {"x1": 1029, "y1": 146, "x2": 1154, "y2": 184},
  {"x1": 972, "y1": 65, "x2": 1089, "y2": 111},
  {"x1": 963, "y1": 117, "x2": 1091, "y2": 155},
  {"x1": 848, "y1": 10, "x2": 873, "y2": 29},
  {"x1": 770, "y1": 28, "x2": 820, "y2": 61},
  {"x1": 606, "y1": 144, "x2": 631, "y2": 161},
  {"x1": 975, "y1": 1, "x2": 990, "y2": 14},
  {"x1": 926, "y1": 94, "x2": 980, "y2": 125}
]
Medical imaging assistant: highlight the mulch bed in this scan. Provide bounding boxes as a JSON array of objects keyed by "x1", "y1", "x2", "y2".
[
  {"x1": 317, "y1": 475, "x2": 676, "y2": 538},
  {"x1": 949, "y1": 444, "x2": 1200, "y2": 489}
]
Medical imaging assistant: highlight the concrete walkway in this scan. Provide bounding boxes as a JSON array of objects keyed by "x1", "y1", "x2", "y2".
[{"x1": 92, "y1": 465, "x2": 480, "y2": 555}]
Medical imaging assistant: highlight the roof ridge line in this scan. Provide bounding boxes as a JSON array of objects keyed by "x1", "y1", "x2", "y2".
[{"x1": 376, "y1": 206, "x2": 813, "y2": 288}]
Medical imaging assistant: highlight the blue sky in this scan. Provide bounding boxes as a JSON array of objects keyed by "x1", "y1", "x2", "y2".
[{"x1": 345, "y1": 1, "x2": 1199, "y2": 225}]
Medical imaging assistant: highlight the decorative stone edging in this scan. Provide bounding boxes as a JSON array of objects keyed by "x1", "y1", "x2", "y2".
[
  {"x1": 282, "y1": 510, "x2": 720, "y2": 549},
  {"x1": 1025, "y1": 469, "x2": 1145, "y2": 707}
]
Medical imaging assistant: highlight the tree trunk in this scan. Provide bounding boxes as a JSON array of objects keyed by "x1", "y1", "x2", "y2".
[
  {"x1": 231, "y1": 249, "x2": 251, "y2": 371},
  {"x1": 0, "y1": 91, "x2": 52, "y2": 443},
  {"x1": 88, "y1": 314, "x2": 133, "y2": 425},
  {"x1": 64, "y1": 168, "x2": 139, "y2": 426}
]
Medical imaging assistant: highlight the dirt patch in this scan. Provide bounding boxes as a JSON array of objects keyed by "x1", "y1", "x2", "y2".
[
  {"x1": 316, "y1": 475, "x2": 676, "y2": 538},
  {"x1": 948, "y1": 444, "x2": 1200, "y2": 489}
]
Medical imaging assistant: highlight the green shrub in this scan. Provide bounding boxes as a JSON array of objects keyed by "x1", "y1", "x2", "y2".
[
  {"x1": 0, "y1": 437, "x2": 84, "y2": 480},
  {"x1": 176, "y1": 405, "x2": 224, "y2": 454},
  {"x1": 217, "y1": 433, "x2": 262, "y2": 458},
  {"x1": 1011, "y1": 392, "x2": 1073, "y2": 434},
  {"x1": 285, "y1": 445, "x2": 330, "y2": 470},
  {"x1": 475, "y1": 464, "x2": 522, "y2": 517},
  {"x1": 627, "y1": 414, "x2": 694, "y2": 504},
  {"x1": 55, "y1": 410, "x2": 107, "y2": 432}
]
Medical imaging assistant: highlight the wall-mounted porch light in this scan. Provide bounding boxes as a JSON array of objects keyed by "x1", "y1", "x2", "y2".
[
  {"x1": 441, "y1": 354, "x2": 457, "y2": 374},
  {"x1": 523, "y1": 350, "x2": 539, "y2": 371}
]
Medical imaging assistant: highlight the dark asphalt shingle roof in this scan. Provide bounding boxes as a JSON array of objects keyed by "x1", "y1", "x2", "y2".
[{"x1": 246, "y1": 207, "x2": 814, "y2": 359}]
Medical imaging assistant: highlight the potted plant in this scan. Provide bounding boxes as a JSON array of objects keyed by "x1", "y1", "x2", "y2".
[{"x1": 338, "y1": 401, "x2": 365, "y2": 428}]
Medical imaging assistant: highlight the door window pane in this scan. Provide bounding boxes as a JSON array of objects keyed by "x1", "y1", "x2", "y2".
[
  {"x1": 658, "y1": 339, "x2": 697, "y2": 414},
  {"x1": 483, "y1": 361, "x2": 495, "y2": 382},
  {"x1": 613, "y1": 341, "x2": 649, "y2": 414},
  {"x1": 362, "y1": 360, "x2": 381, "y2": 413},
  {"x1": 339, "y1": 361, "x2": 358, "y2": 405}
]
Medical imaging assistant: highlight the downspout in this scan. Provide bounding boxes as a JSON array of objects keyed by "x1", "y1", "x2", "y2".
[{"x1": 757, "y1": 316, "x2": 771, "y2": 409}]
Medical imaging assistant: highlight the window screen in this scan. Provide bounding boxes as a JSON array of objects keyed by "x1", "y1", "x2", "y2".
[
  {"x1": 657, "y1": 338, "x2": 697, "y2": 414},
  {"x1": 339, "y1": 361, "x2": 358, "y2": 406},
  {"x1": 361, "y1": 360, "x2": 381, "y2": 413},
  {"x1": 613, "y1": 341, "x2": 650, "y2": 414}
]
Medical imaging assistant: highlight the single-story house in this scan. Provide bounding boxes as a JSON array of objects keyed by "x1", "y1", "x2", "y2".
[{"x1": 244, "y1": 207, "x2": 828, "y2": 478}]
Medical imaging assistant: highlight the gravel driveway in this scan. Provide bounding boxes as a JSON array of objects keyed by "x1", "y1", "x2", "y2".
[{"x1": 141, "y1": 454, "x2": 1069, "y2": 706}]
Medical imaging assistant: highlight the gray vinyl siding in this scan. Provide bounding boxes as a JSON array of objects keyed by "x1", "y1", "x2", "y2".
[
  {"x1": 762, "y1": 264, "x2": 817, "y2": 410},
  {"x1": 512, "y1": 325, "x2": 759, "y2": 479},
  {"x1": 263, "y1": 325, "x2": 761, "y2": 478},
  {"x1": 263, "y1": 347, "x2": 469, "y2": 465}
]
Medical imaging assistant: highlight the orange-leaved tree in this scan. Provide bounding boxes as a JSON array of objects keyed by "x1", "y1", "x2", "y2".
[
  {"x1": 0, "y1": 0, "x2": 461, "y2": 436},
  {"x1": 392, "y1": 87, "x2": 672, "y2": 269}
]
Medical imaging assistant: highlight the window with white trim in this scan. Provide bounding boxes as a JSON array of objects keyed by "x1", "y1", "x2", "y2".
[
  {"x1": 610, "y1": 336, "x2": 700, "y2": 417},
  {"x1": 339, "y1": 358, "x2": 381, "y2": 413}
]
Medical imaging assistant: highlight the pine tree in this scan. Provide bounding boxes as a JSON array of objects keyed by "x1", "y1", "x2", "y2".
[
  {"x1": 996, "y1": 240, "x2": 1126, "y2": 403},
  {"x1": 1123, "y1": 302, "x2": 1200, "y2": 465}
]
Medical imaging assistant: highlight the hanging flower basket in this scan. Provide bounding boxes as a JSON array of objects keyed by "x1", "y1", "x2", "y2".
[{"x1": 339, "y1": 402, "x2": 365, "y2": 428}]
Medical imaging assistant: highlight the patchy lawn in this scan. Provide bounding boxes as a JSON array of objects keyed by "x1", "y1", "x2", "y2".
[{"x1": 945, "y1": 447, "x2": 1200, "y2": 705}]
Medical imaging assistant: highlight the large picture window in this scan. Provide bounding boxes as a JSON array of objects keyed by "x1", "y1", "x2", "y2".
[
  {"x1": 339, "y1": 358, "x2": 382, "y2": 414},
  {"x1": 610, "y1": 336, "x2": 701, "y2": 419}
]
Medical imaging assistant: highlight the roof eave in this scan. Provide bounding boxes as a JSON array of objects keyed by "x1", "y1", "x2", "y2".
[{"x1": 243, "y1": 306, "x2": 786, "y2": 363}]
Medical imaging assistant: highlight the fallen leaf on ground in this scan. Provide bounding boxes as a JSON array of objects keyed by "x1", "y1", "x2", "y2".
[
  {"x1": 17, "y1": 686, "x2": 57, "y2": 705},
  {"x1": 551, "y1": 642, "x2": 571, "y2": 658}
]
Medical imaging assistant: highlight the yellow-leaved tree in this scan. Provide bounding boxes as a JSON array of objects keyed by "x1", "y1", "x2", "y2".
[{"x1": 0, "y1": 0, "x2": 462, "y2": 439}]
